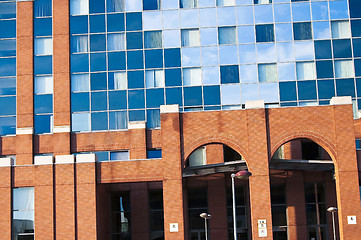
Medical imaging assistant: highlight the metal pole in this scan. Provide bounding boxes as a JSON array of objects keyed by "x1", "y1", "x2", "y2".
[
  {"x1": 332, "y1": 211, "x2": 336, "y2": 240},
  {"x1": 231, "y1": 173, "x2": 237, "y2": 240},
  {"x1": 205, "y1": 218, "x2": 208, "y2": 240}
]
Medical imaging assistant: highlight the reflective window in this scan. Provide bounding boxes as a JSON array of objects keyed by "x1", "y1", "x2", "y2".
[
  {"x1": 314, "y1": 40, "x2": 332, "y2": 60},
  {"x1": 220, "y1": 65, "x2": 239, "y2": 84},
  {"x1": 254, "y1": 0, "x2": 271, "y2": 4},
  {"x1": 316, "y1": 61, "x2": 334, "y2": 79},
  {"x1": 292, "y1": 2, "x2": 311, "y2": 22},
  {"x1": 221, "y1": 84, "x2": 240, "y2": 105},
  {"x1": 180, "y1": 0, "x2": 197, "y2": 8},
  {"x1": 146, "y1": 70, "x2": 165, "y2": 88},
  {"x1": 147, "y1": 149, "x2": 162, "y2": 158},
  {"x1": 13, "y1": 188, "x2": 34, "y2": 240},
  {"x1": 147, "y1": 109, "x2": 161, "y2": 128},
  {"x1": 293, "y1": 22, "x2": 312, "y2": 40},
  {"x1": 70, "y1": 0, "x2": 89, "y2": 15},
  {"x1": 35, "y1": 76, "x2": 53, "y2": 94},
  {"x1": 183, "y1": 68, "x2": 202, "y2": 86},
  {"x1": 165, "y1": 68, "x2": 182, "y2": 86},
  {"x1": 336, "y1": 79, "x2": 355, "y2": 98},
  {"x1": 145, "y1": 49, "x2": 163, "y2": 68},
  {"x1": 280, "y1": 81, "x2": 297, "y2": 101},
  {"x1": 144, "y1": 31, "x2": 162, "y2": 49},
  {"x1": 146, "y1": 89, "x2": 164, "y2": 108},
  {"x1": 334, "y1": 60, "x2": 355, "y2": 78},
  {"x1": 184, "y1": 86, "x2": 202, "y2": 106},
  {"x1": 318, "y1": 80, "x2": 335, "y2": 100},
  {"x1": 331, "y1": 21, "x2": 351, "y2": 39},
  {"x1": 332, "y1": 39, "x2": 352, "y2": 59},
  {"x1": 298, "y1": 80, "x2": 316, "y2": 100},
  {"x1": 35, "y1": 38, "x2": 53, "y2": 56},
  {"x1": 0, "y1": 2, "x2": 16, "y2": 19},
  {"x1": 109, "y1": 111, "x2": 127, "y2": 129},
  {"x1": 296, "y1": 62, "x2": 315, "y2": 80},
  {"x1": 256, "y1": 24, "x2": 274, "y2": 42},
  {"x1": 216, "y1": 0, "x2": 235, "y2": 6},
  {"x1": 218, "y1": 27, "x2": 236, "y2": 45},
  {"x1": 143, "y1": 0, "x2": 161, "y2": 10},
  {"x1": 107, "y1": 0, "x2": 124, "y2": 12},
  {"x1": 107, "y1": 33, "x2": 125, "y2": 51},
  {"x1": 0, "y1": 20, "x2": 15, "y2": 38},
  {"x1": 72, "y1": 112, "x2": 90, "y2": 132},
  {"x1": 258, "y1": 63, "x2": 277, "y2": 82},
  {"x1": 204, "y1": 86, "x2": 220, "y2": 105},
  {"x1": 181, "y1": 29, "x2": 200, "y2": 47},
  {"x1": 0, "y1": 39, "x2": 15, "y2": 57}
]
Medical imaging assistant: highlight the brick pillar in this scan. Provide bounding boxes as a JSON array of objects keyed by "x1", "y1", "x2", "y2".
[
  {"x1": 129, "y1": 121, "x2": 147, "y2": 159},
  {"x1": 160, "y1": 105, "x2": 185, "y2": 240},
  {"x1": 55, "y1": 155, "x2": 76, "y2": 240},
  {"x1": 286, "y1": 171, "x2": 307, "y2": 239},
  {"x1": 16, "y1": 1, "x2": 34, "y2": 166},
  {"x1": 331, "y1": 98, "x2": 361, "y2": 239},
  {"x1": 0, "y1": 161, "x2": 12, "y2": 240},
  {"x1": 75, "y1": 154, "x2": 97, "y2": 240},
  {"x1": 34, "y1": 156, "x2": 54, "y2": 240},
  {"x1": 53, "y1": 0, "x2": 71, "y2": 155},
  {"x1": 206, "y1": 144, "x2": 224, "y2": 164},
  {"x1": 245, "y1": 102, "x2": 273, "y2": 240},
  {"x1": 131, "y1": 182, "x2": 150, "y2": 240},
  {"x1": 208, "y1": 175, "x2": 228, "y2": 239}
]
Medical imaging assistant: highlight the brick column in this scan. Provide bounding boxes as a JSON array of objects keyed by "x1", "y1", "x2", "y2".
[
  {"x1": 53, "y1": 0, "x2": 71, "y2": 155},
  {"x1": 129, "y1": 121, "x2": 147, "y2": 159},
  {"x1": 55, "y1": 155, "x2": 76, "y2": 240},
  {"x1": 75, "y1": 154, "x2": 97, "y2": 240},
  {"x1": 331, "y1": 97, "x2": 361, "y2": 239},
  {"x1": 16, "y1": 1, "x2": 34, "y2": 166},
  {"x1": 0, "y1": 159, "x2": 13, "y2": 240},
  {"x1": 34, "y1": 156, "x2": 54, "y2": 240},
  {"x1": 245, "y1": 101, "x2": 273, "y2": 240},
  {"x1": 131, "y1": 182, "x2": 150, "y2": 240},
  {"x1": 206, "y1": 144, "x2": 224, "y2": 164},
  {"x1": 160, "y1": 105, "x2": 185, "y2": 240}
]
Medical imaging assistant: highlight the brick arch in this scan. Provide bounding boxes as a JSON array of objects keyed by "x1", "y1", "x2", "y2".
[
  {"x1": 270, "y1": 131, "x2": 337, "y2": 166},
  {"x1": 183, "y1": 135, "x2": 249, "y2": 168}
]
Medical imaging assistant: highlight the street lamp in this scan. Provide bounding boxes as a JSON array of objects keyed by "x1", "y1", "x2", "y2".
[
  {"x1": 200, "y1": 213, "x2": 211, "y2": 240},
  {"x1": 231, "y1": 170, "x2": 252, "y2": 240},
  {"x1": 327, "y1": 207, "x2": 338, "y2": 240}
]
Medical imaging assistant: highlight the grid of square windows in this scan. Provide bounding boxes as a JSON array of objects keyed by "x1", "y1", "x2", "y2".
[{"x1": 69, "y1": 0, "x2": 361, "y2": 133}]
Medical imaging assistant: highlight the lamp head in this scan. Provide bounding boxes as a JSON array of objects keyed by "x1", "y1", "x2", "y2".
[
  {"x1": 327, "y1": 207, "x2": 338, "y2": 213},
  {"x1": 199, "y1": 213, "x2": 211, "y2": 219},
  {"x1": 232, "y1": 170, "x2": 252, "y2": 179}
]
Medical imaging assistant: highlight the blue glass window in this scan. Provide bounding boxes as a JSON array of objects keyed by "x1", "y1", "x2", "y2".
[
  {"x1": 184, "y1": 87, "x2": 202, "y2": 106},
  {"x1": 146, "y1": 89, "x2": 164, "y2": 108},
  {"x1": 164, "y1": 48, "x2": 181, "y2": 68},
  {"x1": 350, "y1": 0, "x2": 361, "y2": 18},
  {"x1": 143, "y1": 0, "x2": 160, "y2": 10},
  {"x1": 218, "y1": 27, "x2": 236, "y2": 45},
  {"x1": 0, "y1": 96, "x2": 15, "y2": 116},
  {"x1": 292, "y1": 2, "x2": 311, "y2": 22},
  {"x1": 128, "y1": 90, "x2": 145, "y2": 109},
  {"x1": 127, "y1": 51, "x2": 144, "y2": 70},
  {"x1": 317, "y1": 80, "x2": 335, "y2": 99},
  {"x1": 147, "y1": 149, "x2": 162, "y2": 158},
  {"x1": 34, "y1": 95, "x2": 53, "y2": 114},
  {"x1": 72, "y1": 74, "x2": 90, "y2": 92},
  {"x1": 90, "y1": 15, "x2": 105, "y2": 33},
  {"x1": 0, "y1": 20, "x2": 15, "y2": 38},
  {"x1": 108, "y1": 72, "x2": 127, "y2": 90},
  {"x1": 90, "y1": 53, "x2": 106, "y2": 72},
  {"x1": 71, "y1": 54, "x2": 89, "y2": 73},
  {"x1": 279, "y1": 82, "x2": 297, "y2": 101},
  {"x1": 336, "y1": 79, "x2": 355, "y2": 97},
  {"x1": 107, "y1": 13, "x2": 125, "y2": 32},
  {"x1": 145, "y1": 50, "x2": 163, "y2": 69},
  {"x1": 91, "y1": 112, "x2": 108, "y2": 131},
  {"x1": 71, "y1": 35, "x2": 88, "y2": 53},
  {"x1": 128, "y1": 71, "x2": 144, "y2": 89},
  {"x1": 34, "y1": 56, "x2": 53, "y2": 75},
  {"x1": 109, "y1": 111, "x2": 127, "y2": 130},
  {"x1": 145, "y1": 31, "x2": 162, "y2": 49},
  {"x1": 90, "y1": 34, "x2": 106, "y2": 52},
  {"x1": 256, "y1": 24, "x2": 274, "y2": 42},
  {"x1": 204, "y1": 86, "x2": 220, "y2": 106},
  {"x1": 126, "y1": 32, "x2": 143, "y2": 50},
  {"x1": 0, "y1": 2, "x2": 16, "y2": 19},
  {"x1": 0, "y1": 78, "x2": 15, "y2": 96},
  {"x1": 71, "y1": 92, "x2": 90, "y2": 112},
  {"x1": 34, "y1": 18, "x2": 52, "y2": 37},
  {"x1": 298, "y1": 81, "x2": 316, "y2": 100},
  {"x1": 129, "y1": 110, "x2": 145, "y2": 121},
  {"x1": 72, "y1": 113, "x2": 90, "y2": 132},
  {"x1": 0, "y1": 116, "x2": 15, "y2": 135},
  {"x1": 34, "y1": 115, "x2": 52, "y2": 134},
  {"x1": 357, "y1": 78, "x2": 361, "y2": 96},
  {"x1": 351, "y1": 20, "x2": 361, "y2": 37},
  {"x1": 274, "y1": 4, "x2": 291, "y2": 23},
  {"x1": 311, "y1": 2, "x2": 328, "y2": 21},
  {"x1": 293, "y1": 22, "x2": 312, "y2": 40},
  {"x1": 0, "y1": 39, "x2": 16, "y2": 57},
  {"x1": 91, "y1": 73, "x2": 107, "y2": 91},
  {"x1": 91, "y1": 92, "x2": 107, "y2": 111},
  {"x1": 314, "y1": 40, "x2": 332, "y2": 59},
  {"x1": 220, "y1": 65, "x2": 239, "y2": 84},
  {"x1": 332, "y1": 39, "x2": 352, "y2": 59},
  {"x1": 316, "y1": 61, "x2": 334, "y2": 79},
  {"x1": 109, "y1": 91, "x2": 127, "y2": 110},
  {"x1": 126, "y1": 12, "x2": 142, "y2": 31},
  {"x1": 89, "y1": 0, "x2": 105, "y2": 14},
  {"x1": 0, "y1": 58, "x2": 15, "y2": 77},
  {"x1": 355, "y1": 60, "x2": 361, "y2": 77},
  {"x1": 353, "y1": 39, "x2": 361, "y2": 58},
  {"x1": 166, "y1": 88, "x2": 182, "y2": 106},
  {"x1": 108, "y1": 33, "x2": 125, "y2": 51},
  {"x1": 329, "y1": 0, "x2": 349, "y2": 19},
  {"x1": 107, "y1": 0, "x2": 125, "y2": 12},
  {"x1": 165, "y1": 69, "x2": 182, "y2": 87},
  {"x1": 147, "y1": 109, "x2": 160, "y2": 129},
  {"x1": 108, "y1": 52, "x2": 126, "y2": 70},
  {"x1": 34, "y1": 0, "x2": 52, "y2": 17},
  {"x1": 70, "y1": 16, "x2": 88, "y2": 34}
]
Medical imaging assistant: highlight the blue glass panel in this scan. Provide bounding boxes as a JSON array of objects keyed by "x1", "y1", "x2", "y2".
[
  {"x1": 0, "y1": 96, "x2": 15, "y2": 116},
  {"x1": 298, "y1": 81, "x2": 316, "y2": 100},
  {"x1": 34, "y1": 94, "x2": 53, "y2": 114},
  {"x1": 0, "y1": 20, "x2": 15, "y2": 38},
  {"x1": 274, "y1": 3, "x2": 291, "y2": 23},
  {"x1": 257, "y1": 43, "x2": 276, "y2": 63},
  {"x1": 353, "y1": 39, "x2": 361, "y2": 58},
  {"x1": 182, "y1": 47, "x2": 201, "y2": 67},
  {"x1": 217, "y1": 7, "x2": 236, "y2": 26},
  {"x1": 129, "y1": 110, "x2": 145, "y2": 121},
  {"x1": 329, "y1": 0, "x2": 349, "y2": 19},
  {"x1": 107, "y1": 14, "x2": 125, "y2": 32},
  {"x1": 90, "y1": 34, "x2": 106, "y2": 52},
  {"x1": 254, "y1": 4, "x2": 273, "y2": 24},
  {"x1": 351, "y1": 20, "x2": 361, "y2": 37},
  {"x1": 200, "y1": 8, "x2": 217, "y2": 27},
  {"x1": 0, "y1": 58, "x2": 15, "y2": 77},
  {"x1": 0, "y1": 78, "x2": 15, "y2": 95},
  {"x1": 109, "y1": 111, "x2": 127, "y2": 129},
  {"x1": 204, "y1": 86, "x2": 220, "y2": 105},
  {"x1": 238, "y1": 44, "x2": 256, "y2": 64},
  {"x1": 143, "y1": 0, "x2": 160, "y2": 10},
  {"x1": 72, "y1": 113, "x2": 90, "y2": 132},
  {"x1": 34, "y1": 56, "x2": 53, "y2": 75},
  {"x1": 126, "y1": 12, "x2": 142, "y2": 31},
  {"x1": 277, "y1": 42, "x2": 294, "y2": 62},
  {"x1": 166, "y1": 87, "x2": 183, "y2": 106},
  {"x1": 336, "y1": 79, "x2": 355, "y2": 97},
  {"x1": 94, "y1": 151, "x2": 109, "y2": 161},
  {"x1": 91, "y1": 73, "x2": 107, "y2": 91},
  {"x1": 71, "y1": 92, "x2": 90, "y2": 112},
  {"x1": 109, "y1": 91, "x2": 127, "y2": 110},
  {"x1": 293, "y1": 22, "x2": 312, "y2": 40},
  {"x1": 34, "y1": 115, "x2": 52, "y2": 134},
  {"x1": 275, "y1": 23, "x2": 293, "y2": 42},
  {"x1": 147, "y1": 149, "x2": 162, "y2": 158},
  {"x1": 70, "y1": 16, "x2": 88, "y2": 34},
  {"x1": 71, "y1": 54, "x2": 89, "y2": 73},
  {"x1": 165, "y1": 69, "x2": 182, "y2": 87},
  {"x1": 164, "y1": 48, "x2": 181, "y2": 68},
  {"x1": 349, "y1": 0, "x2": 361, "y2": 18},
  {"x1": 278, "y1": 62, "x2": 295, "y2": 81},
  {"x1": 238, "y1": 26, "x2": 255, "y2": 44},
  {"x1": 126, "y1": 32, "x2": 143, "y2": 50},
  {"x1": 292, "y1": 2, "x2": 311, "y2": 22},
  {"x1": 0, "y1": 39, "x2": 15, "y2": 57},
  {"x1": 91, "y1": 112, "x2": 108, "y2": 130},
  {"x1": 108, "y1": 52, "x2": 126, "y2": 71},
  {"x1": 316, "y1": 61, "x2": 334, "y2": 79},
  {"x1": 311, "y1": 2, "x2": 328, "y2": 21},
  {"x1": 184, "y1": 87, "x2": 202, "y2": 106},
  {"x1": 355, "y1": 59, "x2": 361, "y2": 77},
  {"x1": 128, "y1": 71, "x2": 144, "y2": 89},
  {"x1": 89, "y1": 15, "x2": 105, "y2": 33},
  {"x1": 146, "y1": 89, "x2": 164, "y2": 108},
  {"x1": 312, "y1": 21, "x2": 330, "y2": 40},
  {"x1": 357, "y1": 78, "x2": 361, "y2": 96},
  {"x1": 146, "y1": 109, "x2": 160, "y2": 128},
  {"x1": 256, "y1": 24, "x2": 275, "y2": 42},
  {"x1": 318, "y1": 80, "x2": 335, "y2": 99},
  {"x1": 236, "y1": 6, "x2": 254, "y2": 25},
  {"x1": 281, "y1": 102, "x2": 297, "y2": 107},
  {"x1": 90, "y1": 53, "x2": 106, "y2": 72},
  {"x1": 127, "y1": 51, "x2": 144, "y2": 70},
  {"x1": 0, "y1": 116, "x2": 15, "y2": 135},
  {"x1": 145, "y1": 50, "x2": 163, "y2": 69},
  {"x1": 34, "y1": 0, "x2": 52, "y2": 17},
  {"x1": 314, "y1": 40, "x2": 332, "y2": 59},
  {"x1": 107, "y1": 0, "x2": 124, "y2": 12},
  {"x1": 89, "y1": 0, "x2": 105, "y2": 13},
  {"x1": 0, "y1": 2, "x2": 15, "y2": 19},
  {"x1": 91, "y1": 92, "x2": 107, "y2": 111},
  {"x1": 34, "y1": 18, "x2": 52, "y2": 36},
  {"x1": 220, "y1": 65, "x2": 239, "y2": 84},
  {"x1": 128, "y1": 89, "x2": 145, "y2": 109},
  {"x1": 332, "y1": 39, "x2": 352, "y2": 58},
  {"x1": 279, "y1": 82, "x2": 297, "y2": 101}
]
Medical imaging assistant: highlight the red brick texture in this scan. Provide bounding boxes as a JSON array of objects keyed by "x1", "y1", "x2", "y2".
[
  {"x1": 131, "y1": 182, "x2": 150, "y2": 240},
  {"x1": 0, "y1": 167, "x2": 12, "y2": 240}
]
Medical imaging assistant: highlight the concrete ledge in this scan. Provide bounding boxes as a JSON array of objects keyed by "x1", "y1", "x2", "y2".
[
  {"x1": 245, "y1": 100, "x2": 265, "y2": 109},
  {"x1": 129, "y1": 121, "x2": 146, "y2": 129},
  {"x1": 76, "y1": 154, "x2": 96, "y2": 163},
  {"x1": 53, "y1": 125, "x2": 71, "y2": 133},
  {"x1": 0, "y1": 157, "x2": 14, "y2": 167},
  {"x1": 34, "y1": 156, "x2": 53, "y2": 165},
  {"x1": 55, "y1": 155, "x2": 75, "y2": 164},
  {"x1": 160, "y1": 104, "x2": 179, "y2": 113},
  {"x1": 16, "y1": 127, "x2": 33, "y2": 135},
  {"x1": 330, "y1": 96, "x2": 352, "y2": 105}
]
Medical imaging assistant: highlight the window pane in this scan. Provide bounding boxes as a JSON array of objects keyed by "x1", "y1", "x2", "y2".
[
  {"x1": 335, "y1": 60, "x2": 355, "y2": 78},
  {"x1": 109, "y1": 111, "x2": 127, "y2": 130},
  {"x1": 72, "y1": 112, "x2": 90, "y2": 132},
  {"x1": 0, "y1": 20, "x2": 16, "y2": 38},
  {"x1": 0, "y1": 116, "x2": 15, "y2": 135},
  {"x1": 184, "y1": 86, "x2": 202, "y2": 106},
  {"x1": 0, "y1": 2, "x2": 16, "y2": 19},
  {"x1": 34, "y1": 94, "x2": 53, "y2": 114},
  {"x1": 143, "y1": 0, "x2": 161, "y2": 10},
  {"x1": 147, "y1": 149, "x2": 162, "y2": 158},
  {"x1": 218, "y1": 26, "x2": 236, "y2": 45},
  {"x1": 109, "y1": 91, "x2": 127, "y2": 110},
  {"x1": 71, "y1": 35, "x2": 88, "y2": 53},
  {"x1": 146, "y1": 89, "x2": 164, "y2": 108},
  {"x1": 183, "y1": 68, "x2": 202, "y2": 86},
  {"x1": 107, "y1": 0, "x2": 124, "y2": 12},
  {"x1": 293, "y1": 22, "x2": 312, "y2": 40},
  {"x1": 0, "y1": 96, "x2": 16, "y2": 116},
  {"x1": 70, "y1": 0, "x2": 89, "y2": 15},
  {"x1": 35, "y1": 38, "x2": 53, "y2": 56},
  {"x1": 180, "y1": 0, "x2": 198, "y2": 8},
  {"x1": 258, "y1": 64, "x2": 277, "y2": 82},
  {"x1": 181, "y1": 29, "x2": 200, "y2": 47},
  {"x1": 13, "y1": 188, "x2": 34, "y2": 210},
  {"x1": 256, "y1": 24, "x2": 274, "y2": 42},
  {"x1": 296, "y1": 62, "x2": 315, "y2": 80},
  {"x1": 35, "y1": 76, "x2": 53, "y2": 94},
  {"x1": 217, "y1": 0, "x2": 235, "y2": 6},
  {"x1": 146, "y1": 70, "x2": 165, "y2": 88},
  {"x1": 109, "y1": 72, "x2": 127, "y2": 90},
  {"x1": 34, "y1": 0, "x2": 52, "y2": 17},
  {"x1": 220, "y1": 65, "x2": 239, "y2": 84},
  {"x1": 107, "y1": 13, "x2": 125, "y2": 32},
  {"x1": 0, "y1": 58, "x2": 16, "y2": 77},
  {"x1": 147, "y1": 109, "x2": 161, "y2": 128},
  {"x1": 34, "y1": 114, "x2": 53, "y2": 134},
  {"x1": 71, "y1": 74, "x2": 89, "y2": 92},
  {"x1": 0, "y1": 78, "x2": 16, "y2": 96},
  {"x1": 221, "y1": 84, "x2": 240, "y2": 105},
  {"x1": 331, "y1": 21, "x2": 351, "y2": 38},
  {"x1": 0, "y1": 39, "x2": 16, "y2": 57},
  {"x1": 110, "y1": 151, "x2": 129, "y2": 160},
  {"x1": 144, "y1": 31, "x2": 162, "y2": 49},
  {"x1": 91, "y1": 112, "x2": 108, "y2": 131}
]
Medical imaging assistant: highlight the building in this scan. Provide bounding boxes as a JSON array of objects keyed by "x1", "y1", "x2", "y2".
[{"x1": 0, "y1": 0, "x2": 361, "y2": 239}]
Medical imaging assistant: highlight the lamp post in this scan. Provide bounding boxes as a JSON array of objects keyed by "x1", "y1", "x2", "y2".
[
  {"x1": 231, "y1": 170, "x2": 252, "y2": 240},
  {"x1": 327, "y1": 207, "x2": 338, "y2": 240},
  {"x1": 200, "y1": 213, "x2": 211, "y2": 240}
]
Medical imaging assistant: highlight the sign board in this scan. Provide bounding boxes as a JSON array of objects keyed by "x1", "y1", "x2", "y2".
[
  {"x1": 170, "y1": 223, "x2": 179, "y2": 232},
  {"x1": 347, "y1": 216, "x2": 357, "y2": 225},
  {"x1": 258, "y1": 219, "x2": 267, "y2": 237},
  {"x1": 258, "y1": 228, "x2": 267, "y2": 237}
]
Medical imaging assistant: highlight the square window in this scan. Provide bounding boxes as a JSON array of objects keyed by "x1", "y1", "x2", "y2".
[
  {"x1": 89, "y1": 14, "x2": 105, "y2": 33},
  {"x1": 298, "y1": 80, "x2": 316, "y2": 100},
  {"x1": 317, "y1": 80, "x2": 335, "y2": 99},
  {"x1": 165, "y1": 68, "x2": 182, "y2": 86},
  {"x1": 0, "y1": 39, "x2": 16, "y2": 57},
  {"x1": 109, "y1": 91, "x2": 127, "y2": 110},
  {"x1": 296, "y1": 62, "x2": 315, "y2": 80},
  {"x1": 72, "y1": 113, "x2": 90, "y2": 132},
  {"x1": 147, "y1": 149, "x2": 162, "y2": 158},
  {"x1": 34, "y1": 18, "x2": 52, "y2": 37},
  {"x1": 166, "y1": 87, "x2": 183, "y2": 106},
  {"x1": 164, "y1": 48, "x2": 181, "y2": 68},
  {"x1": 334, "y1": 60, "x2": 355, "y2": 78},
  {"x1": 109, "y1": 111, "x2": 127, "y2": 130},
  {"x1": 72, "y1": 74, "x2": 89, "y2": 92},
  {"x1": 35, "y1": 76, "x2": 53, "y2": 94},
  {"x1": 314, "y1": 40, "x2": 332, "y2": 60},
  {"x1": 204, "y1": 85, "x2": 220, "y2": 105},
  {"x1": 184, "y1": 86, "x2": 202, "y2": 106},
  {"x1": 107, "y1": 13, "x2": 125, "y2": 32},
  {"x1": 331, "y1": 21, "x2": 351, "y2": 39},
  {"x1": 107, "y1": 33, "x2": 125, "y2": 51},
  {"x1": 258, "y1": 63, "x2": 277, "y2": 82},
  {"x1": 216, "y1": 0, "x2": 235, "y2": 6},
  {"x1": 126, "y1": 32, "x2": 143, "y2": 50},
  {"x1": 279, "y1": 81, "x2": 297, "y2": 101},
  {"x1": 35, "y1": 38, "x2": 53, "y2": 56},
  {"x1": 91, "y1": 112, "x2": 108, "y2": 131},
  {"x1": 146, "y1": 70, "x2": 165, "y2": 88},
  {"x1": 89, "y1": 0, "x2": 105, "y2": 13},
  {"x1": 35, "y1": 114, "x2": 53, "y2": 134},
  {"x1": 220, "y1": 65, "x2": 239, "y2": 84},
  {"x1": 70, "y1": 0, "x2": 89, "y2": 15},
  {"x1": 146, "y1": 88, "x2": 164, "y2": 108},
  {"x1": 143, "y1": 0, "x2": 161, "y2": 10},
  {"x1": 254, "y1": 0, "x2": 271, "y2": 4},
  {"x1": 332, "y1": 39, "x2": 352, "y2": 59},
  {"x1": 145, "y1": 49, "x2": 163, "y2": 69},
  {"x1": 128, "y1": 71, "x2": 144, "y2": 89},
  {"x1": 71, "y1": 35, "x2": 88, "y2": 53},
  {"x1": 108, "y1": 72, "x2": 127, "y2": 90},
  {"x1": 293, "y1": 22, "x2": 312, "y2": 40},
  {"x1": 107, "y1": 0, "x2": 125, "y2": 12},
  {"x1": 0, "y1": 2, "x2": 16, "y2": 19},
  {"x1": 181, "y1": 29, "x2": 200, "y2": 47},
  {"x1": 90, "y1": 34, "x2": 106, "y2": 52},
  {"x1": 126, "y1": 12, "x2": 142, "y2": 31},
  {"x1": 180, "y1": 0, "x2": 198, "y2": 8},
  {"x1": 144, "y1": 31, "x2": 162, "y2": 49},
  {"x1": 218, "y1": 26, "x2": 236, "y2": 45},
  {"x1": 256, "y1": 24, "x2": 274, "y2": 42},
  {"x1": 316, "y1": 61, "x2": 334, "y2": 79},
  {"x1": 183, "y1": 68, "x2": 202, "y2": 86},
  {"x1": 34, "y1": 0, "x2": 52, "y2": 17}
]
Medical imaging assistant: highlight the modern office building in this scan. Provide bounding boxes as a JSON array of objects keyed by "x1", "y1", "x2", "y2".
[{"x1": 1, "y1": 0, "x2": 361, "y2": 239}]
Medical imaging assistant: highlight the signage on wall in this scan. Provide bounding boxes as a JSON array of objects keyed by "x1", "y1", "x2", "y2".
[
  {"x1": 170, "y1": 223, "x2": 179, "y2": 232},
  {"x1": 258, "y1": 219, "x2": 267, "y2": 237},
  {"x1": 347, "y1": 216, "x2": 357, "y2": 224}
]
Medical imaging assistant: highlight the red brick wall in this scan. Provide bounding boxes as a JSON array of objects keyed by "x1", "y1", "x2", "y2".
[{"x1": 0, "y1": 167, "x2": 12, "y2": 240}]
